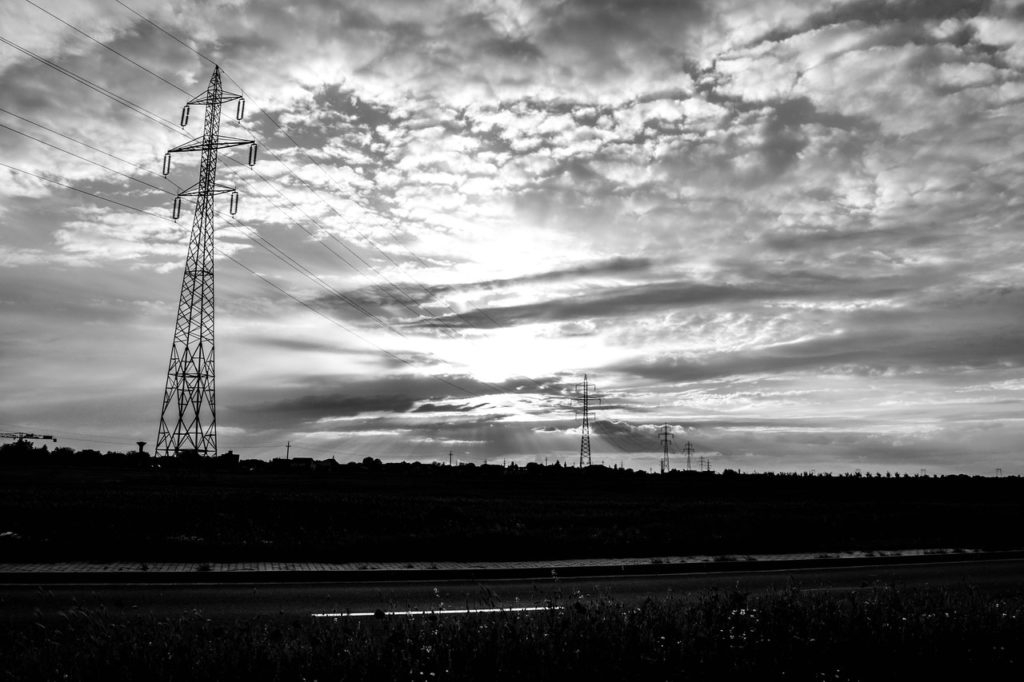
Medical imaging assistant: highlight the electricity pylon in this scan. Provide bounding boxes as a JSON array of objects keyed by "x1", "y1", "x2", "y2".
[
  {"x1": 569, "y1": 374, "x2": 601, "y2": 467},
  {"x1": 659, "y1": 424, "x2": 672, "y2": 474},
  {"x1": 156, "y1": 66, "x2": 256, "y2": 457},
  {"x1": 683, "y1": 440, "x2": 694, "y2": 471}
]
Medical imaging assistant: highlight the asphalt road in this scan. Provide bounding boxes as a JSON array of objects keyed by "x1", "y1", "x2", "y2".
[{"x1": 3, "y1": 556, "x2": 1023, "y2": 624}]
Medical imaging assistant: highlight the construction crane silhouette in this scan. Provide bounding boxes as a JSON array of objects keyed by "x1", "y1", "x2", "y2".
[{"x1": 0, "y1": 432, "x2": 56, "y2": 443}]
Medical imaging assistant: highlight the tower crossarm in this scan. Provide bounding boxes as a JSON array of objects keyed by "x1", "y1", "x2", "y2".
[
  {"x1": 169, "y1": 135, "x2": 254, "y2": 154},
  {"x1": 176, "y1": 181, "x2": 237, "y2": 197},
  {"x1": 188, "y1": 88, "x2": 242, "y2": 106}
]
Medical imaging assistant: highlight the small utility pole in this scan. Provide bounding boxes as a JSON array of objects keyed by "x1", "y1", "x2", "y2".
[
  {"x1": 449, "y1": 450, "x2": 453, "y2": 466},
  {"x1": 286, "y1": 441, "x2": 291, "y2": 460}
]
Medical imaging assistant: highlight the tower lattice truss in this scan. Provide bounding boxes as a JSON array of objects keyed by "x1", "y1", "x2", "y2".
[
  {"x1": 570, "y1": 374, "x2": 602, "y2": 467},
  {"x1": 156, "y1": 66, "x2": 255, "y2": 457}
]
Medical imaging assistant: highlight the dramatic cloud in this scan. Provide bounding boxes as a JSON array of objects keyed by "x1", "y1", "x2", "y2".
[{"x1": 2, "y1": 0, "x2": 1023, "y2": 473}]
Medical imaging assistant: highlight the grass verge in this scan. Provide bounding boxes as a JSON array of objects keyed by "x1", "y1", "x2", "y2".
[{"x1": 4, "y1": 585, "x2": 1023, "y2": 681}]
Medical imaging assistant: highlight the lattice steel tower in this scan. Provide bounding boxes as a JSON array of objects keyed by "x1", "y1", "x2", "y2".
[
  {"x1": 683, "y1": 440, "x2": 694, "y2": 471},
  {"x1": 659, "y1": 424, "x2": 673, "y2": 474},
  {"x1": 156, "y1": 66, "x2": 256, "y2": 457},
  {"x1": 570, "y1": 374, "x2": 601, "y2": 467}
]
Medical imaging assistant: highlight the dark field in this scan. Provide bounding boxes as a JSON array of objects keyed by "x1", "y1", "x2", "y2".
[
  {"x1": 2, "y1": 460, "x2": 1022, "y2": 562},
  {"x1": 4, "y1": 585, "x2": 1023, "y2": 681}
]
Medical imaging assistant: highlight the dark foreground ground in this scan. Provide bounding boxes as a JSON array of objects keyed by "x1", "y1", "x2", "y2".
[
  {"x1": 4, "y1": 555, "x2": 1023, "y2": 622},
  {"x1": 3, "y1": 583, "x2": 1023, "y2": 681},
  {"x1": 1, "y1": 461, "x2": 1022, "y2": 561}
]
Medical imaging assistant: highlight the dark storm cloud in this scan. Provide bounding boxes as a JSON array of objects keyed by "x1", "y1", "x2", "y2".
[
  {"x1": 0, "y1": 264, "x2": 175, "y2": 325},
  {"x1": 230, "y1": 375, "x2": 457, "y2": 428},
  {"x1": 239, "y1": 334, "x2": 363, "y2": 355},
  {"x1": 264, "y1": 84, "x2": 396, "y2": 167},
  {"x1": 665, "y1": 416, "x2": 862, "y2": 430},
  {"x1": 231, "y1": 371, "x2": 570, "y2": 429},
  {"x1": 336, "y1": 256, "x2": 655, "y2": 309},
  {"x1": 612, "y1": 292, "x2": 1024, "y2": 383},
  {"x1": 590, "y1": 419, "x2": 661, "y2": 453},
  {"x1": 472, "y1": 255, "x2": 655, "y2": 289},
  {"x1": 410, "y1": 281, "x2": 773, "y2": 329},
  {"x1": 411, "y1": 402, "x2": 489, "y2": 413},
  {"x1": 237, "y1": 391, "x2": 418, "y2": 424},
  {"x1": 760, "y1": 223, "x2": 948, "y2": 253},
  {"x1": 682, "y1": 420, "x2": 1024, "y2": 475},
  {"x1": 589, "y1": 419, "x2": 732, "y2": 458},
  {"x1": 408, "y1": 266, "x2": 923, "y2": 330},
  {"x1": 749, "y1": 0, "x2": 991, "y2": 47},
  {"x1": 535, "y1": 0, "x2": 707, "y2": 77},
  {"x1": 651, "y1": 94, "x2": 877, "y2": 191},
  {"x1": 375, "y1": 350, "x2": 448, "y2": 370}
]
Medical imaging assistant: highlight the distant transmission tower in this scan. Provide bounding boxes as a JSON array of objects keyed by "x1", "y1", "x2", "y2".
[
  {"x1": 156, "y1": 66, "x2": 256, "y2": 457},
  {"x1": 683, "y1": 440, "x2": 694, "y2": 471},
  {"x1": 569, "y1": 374, "x2": 602, "y2": 467},
  {"x1": 659, "y1": 425, "x2": 672, "y2": 474}
]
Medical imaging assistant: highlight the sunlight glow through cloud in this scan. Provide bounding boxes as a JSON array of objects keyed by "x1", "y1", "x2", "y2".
[{"x1": 2, "y1": 0, "x2": 1023, "y2": 474}]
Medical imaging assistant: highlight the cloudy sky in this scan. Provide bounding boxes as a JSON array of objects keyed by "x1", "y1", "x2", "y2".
[{"x1": 2, "y1": 0, "x2": 1023, "y2": 473}]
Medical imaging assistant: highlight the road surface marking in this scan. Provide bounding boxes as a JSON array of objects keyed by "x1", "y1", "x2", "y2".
[{"x1": 312, "y1": 606, "x2": 560, "y2": 618}]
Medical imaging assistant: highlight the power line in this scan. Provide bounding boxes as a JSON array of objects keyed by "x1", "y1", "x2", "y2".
[
  {"x1": 1, "y1": 107, "x2": 412, "y2": 340},
  {"x1": 0, "y1": 160, "x2": 173, "y2": 220},
  {"x1": 220, "y1": 158, "x2": 430, "y2": 322},
  {"x1": 115, "y1": 0, "x2": 213, "y2": 66},
  {"x1": 0, "y1": 18, "x2": 428, "y2": 345},
  {"x1": 33, "y1": 0, "x2": 463, "y2": 338},
  {"x1": 211, "y1": 199, "x2": 510, "y2": 395},
  {"x1": 0, "y1": 34, "x2": 181, "y2": 134},
  {"x1": 111, "y1": 0, "x2": 547, "y2": 389},
  {"x1": 22, "y1": 0, "x2": 191, "y2": 95},
  {"x1": 220, "y1": 157, "x2": 508, "y2": 376},
  {"x1": 217, "y1": 248, "x2": 484, "y2": 397},
  {"x1": 0, "y1": 160, "x2": 489, "y2": 399},
  {"x1": 0, "y1": 121, "x2": 175, "y2": 195},
  {"x1": 17, "y1": 3, "x2": 542, "y2": 397},
  {"x1": 217, "y1": 211, "x2": 408, "y2": 336},
  {"x1": 0, "y1": 107, "x2": 183, "y2": 191},
  {"x1": 8, "y1": 9, "x2": 434, "y2": 332},
  {"x1": 222, "y1": 97, "x2": 492, "y2": 335},
  {"x1": 217, "y1": 88, "x2": 552, "y2": 397},
  {"x1": 214, "y1": 134, "x2": 463, "y2": 333},
  {"x1": 1, "y1": 121, "x2": 416, "y2": 343},
  {"x1": 56, "y1": 1, "x2": 531, "y2": 387}
]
